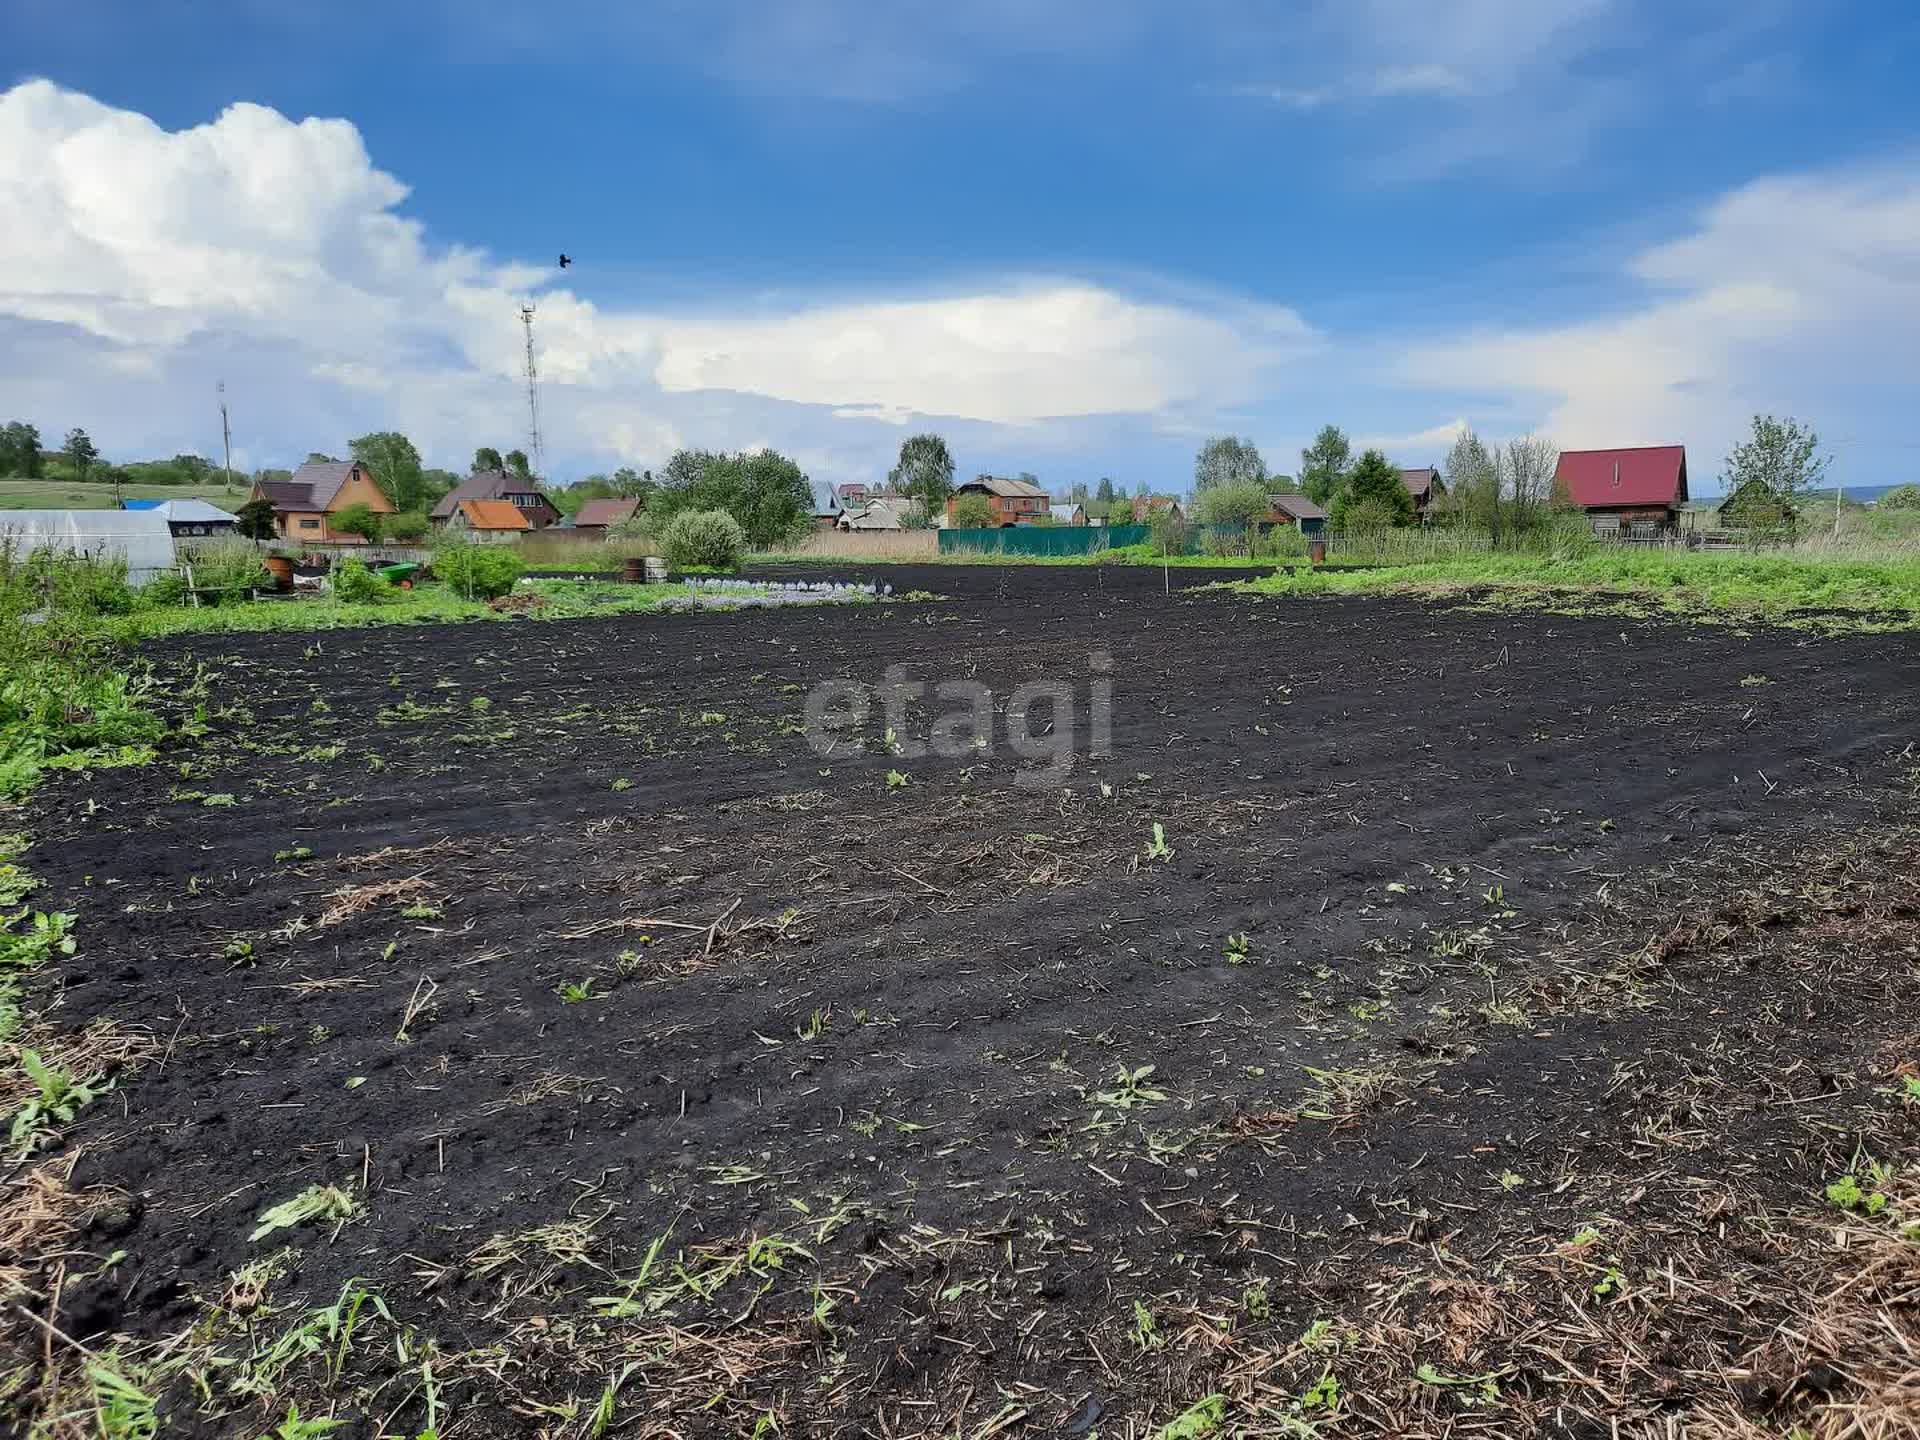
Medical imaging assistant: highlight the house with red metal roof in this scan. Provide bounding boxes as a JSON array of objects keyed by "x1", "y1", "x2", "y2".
[{"x1": 1552, "y1": 446, "x2": 1690, "y2": 535}]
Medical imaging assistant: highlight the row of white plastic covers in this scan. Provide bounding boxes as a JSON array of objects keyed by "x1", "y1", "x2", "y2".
[{"x1": 0, "y1": 510, "x2": 176, "y2": 585}]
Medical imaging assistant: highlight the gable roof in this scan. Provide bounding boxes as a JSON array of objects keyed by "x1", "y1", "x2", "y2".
[
  {"x1": 1554, "y1": 446, "x2": 1690, "y2": 509},
  {"x1": 457, "y1": 499, "x2": 531, "y2": 531},
  {"x1": 964, "y1": 475, "x2": 1049, "y2": 500},
  {"x1": 573, "y1": 498, "x2": 641, "y2": 528},
  {"x1": 432, "y1": 469, "x2": 554, "y2": 519},
  {"x1": 150, "y1": 498, "x2": 236, "y2": 524},
  {"x1": 1266, "y1": 492, "x2": 1328, "y2": 521},
  {"x1": 257, "y1": 479, "x2": 319, "y2": 511},
  {"x1": 840, "y1": 496, "x2": 915, "y2": 530},
  {"x1": 1401, "y1": 467, "x2": 1440, "y2": 499},
  {"x1": 287, "y1": 459, "x2": 358, "y2": 509}
]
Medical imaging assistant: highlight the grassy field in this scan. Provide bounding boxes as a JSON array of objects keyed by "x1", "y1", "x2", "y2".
[
  {"x1": 1234, "y1": 547, "x2": 1920, "y2": 627},
  {"x1": 0, "y1": 478, "x2": 244, "y2": 510}
]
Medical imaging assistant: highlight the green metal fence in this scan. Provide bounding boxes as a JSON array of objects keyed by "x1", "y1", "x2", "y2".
[{"x1": 937, "y1": 524, "x2": 1150, "y2": 557}]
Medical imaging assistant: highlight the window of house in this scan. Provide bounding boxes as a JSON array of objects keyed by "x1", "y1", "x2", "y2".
[{"x1": 298, "y1": 518, "x2": 321, "y2": 530}]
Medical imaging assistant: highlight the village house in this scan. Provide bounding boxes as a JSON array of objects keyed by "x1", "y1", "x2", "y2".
[
  {"x1": 1126, "y1": 494, "x2": 1184, "y2": 526},
  {"x1": 431, "y1": 469, "x2": 562, "y2": 530},
  {"x1": 838, "y1": 495, "x2": 916, "y2": 532},
  {"x1": 1553, "y1": 446, "x2": 1690, "y2": 536},
  {"x1": 1401, "y1": 467, "x2": 1446, "y2": 520},
  {"x1": 444, "y1": 499, "x2": 531, "y2": 544},
  {"x1": 947, "y1": 476, "x2": 1051, "y2": 527},
  {"x1": 1261, "y1": 492, "x2": 1328, "y2": 537},
  {"x1": 251, "y1": 459, "x2": 395, "y2": 543},
  {"x1": 122, "y1": 497, "x2": 238, "y2": 538},
  {"x1": 569, "y1": 498, "x2": 641, "y2": 535}
]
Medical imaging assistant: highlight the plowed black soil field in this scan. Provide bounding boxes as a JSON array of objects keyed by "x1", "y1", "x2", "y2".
[{"x1": 10, "y1": 568, "x2": 1920, "y2": 1439}]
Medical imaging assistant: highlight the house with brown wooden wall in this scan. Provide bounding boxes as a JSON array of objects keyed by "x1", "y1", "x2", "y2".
[
  {"x1": 251, "y1": 460, "x2": 395, "y2": 543},
  {"x1": 1553, "y1": 446, "x2": 1690, "y2": 535}
]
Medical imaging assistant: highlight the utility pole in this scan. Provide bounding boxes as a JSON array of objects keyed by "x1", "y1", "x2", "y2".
[
  {"x1": 520, "y1": 304, "x2": 544, "y2": 476},
  {"x1": 218, "y1": 380, "x2": 235, "y2": 493}
]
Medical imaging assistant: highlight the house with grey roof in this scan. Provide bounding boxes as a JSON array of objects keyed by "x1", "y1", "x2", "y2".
[{"x1": 249, "y1": 460, "x2": 394, "y2": 543}]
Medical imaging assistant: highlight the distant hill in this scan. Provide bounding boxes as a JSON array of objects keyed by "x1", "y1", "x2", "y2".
[
  {"x1": 0, "y1": 479, "x2": 244, "y2": 511},
  {"x1": 1693, "y1": 482, "x2": 1906, "y2": 507}
]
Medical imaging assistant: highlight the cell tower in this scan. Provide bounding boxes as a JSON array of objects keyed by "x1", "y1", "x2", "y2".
[{"x1": 519, "y1": 303, "x2": 545, "y2": 474}]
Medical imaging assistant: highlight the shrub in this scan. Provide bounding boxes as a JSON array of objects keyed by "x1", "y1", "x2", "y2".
[
  {"x1": 331, "y1": 503, "x2": 383, "y2": 542},
  {"x1": 660, "y1": 509, "x2": 746, "y2": 570},
  {"x1": 1880, "y1": 484, "x2": 1920, "y2": 512},
  {"x1": 331, "y1": 558, "x2": 387, "y2": 604},
  {"x1": 384, "y1": 511, "x2": 430, "y2": 542},
  {"x1": 1338, "y1": 497, "x2": 1402, "y2": 534},
  {"x1": 234, "y1": 497, "x2": 279, "y2": 541},
  {"x1": 432, "y1": 542, "x2": 525, "y2": 599},
  {"x1": 139, "y1": 570, "x2": 188, "y2": 607},
  {"x1": 950, "y1": 494, "x2": 996, "y2": 529},
  {"x1": 1147, "y1": 507, "x2": 1188, "y2": 556},
  {"x1": 41, "y1": 554, "x2": 134, "y2": 615},
  {"x1": 181, "y1": 539, "x2": 270, "y2": 596}
]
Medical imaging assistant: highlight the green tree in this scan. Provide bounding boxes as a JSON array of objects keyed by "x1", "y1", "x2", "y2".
[
  {"x1": 888, "y1": 434, "x2": 956, "y2": 513},
  {"x1": 610, "y1": 466, "x2": 655, "y2": 500},
  {"x1": 1193, "y1": 478, "x2": 1272, "y2": 550},
  {"x1": 505, "y1": 449, "x2": 532, "y2": 479},
  {"x1": 1095, "y1": 477, "x2": 1116, "y2": 503},
  {"x1": 1721, "y1": 414, "x2": 1827, "y2": 518},
  {"x1": 473, "y1": 446, "x2": 504, "y2": 473},
  {"x1": 951, "y1": 493, "x2": 996, "y2": 528},
  {"x1": 1331, "y1": 449, "x2": 1414, "y2": 530},
  {"x1": 330, "y1": 502, "x2": 384, "y2": 541},
  {"x1": 418, "y1": 468, "x2": 460, "y2": 510},
  {"x1": 652, "y1": 448, "x2": 812, "y2": 547},
  {"x1": 63, "y1": 428, "x2": 99, "y2": 482},
  {"x1": 1299, "y1": 425, "x2": 1351, "y2": 506},
  {"x1": 384, "y1": 512, "x2": 430, "y2": 542},
  {"x1": 234, "y1": 496, "x2": 279, "y2": 541},
  {"x1": 305, "y1": 452, "x2": 338, "y2": 464},
  {"x1": 349, "y1": 431, "x2": 428, "y2": 511},
  {"x1": 1194, "y1": 436, "x2": 1267, "y2": 493},
  {"x1": 0, "y1": 422, "x2": 42, "y2": 478},
  {"x1": 1441, "y1": 428, "x2": 1501, "y2": 536},
  {"x1": 1879, "y1": 484, "x2": 1920, "y2": 511}
]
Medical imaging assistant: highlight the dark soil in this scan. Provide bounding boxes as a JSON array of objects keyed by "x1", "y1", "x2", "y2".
[{"x1": 11, "y1": 570, "x2": 1920, "y2": 1437}]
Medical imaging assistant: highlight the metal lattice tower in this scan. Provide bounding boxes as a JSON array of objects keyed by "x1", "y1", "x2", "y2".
[{"x1": 520, "y1": 304, "x2": 544, "y2": 474}]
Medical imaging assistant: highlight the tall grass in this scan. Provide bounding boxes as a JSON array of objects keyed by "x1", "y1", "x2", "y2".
[
  {"x1": 758, "y1": 529, "x2": 941, "y2": 562},
  {"x1": 518, "y1": 533, "x2": 657, "y2": 571},
  {"x1": 0, "y1": 546, "x2": 166, "y2": 798},
  {"x1": 1236, "y1": 546, "x2": 1920, "y2": 626}
]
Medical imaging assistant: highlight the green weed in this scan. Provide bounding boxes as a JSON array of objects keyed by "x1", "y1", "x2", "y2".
[
  {"x1": 1093, "y1": 1064, "x2": 1168, "y2": 1110},
  {"x1": 10, "y1": 1047, "x2": 105, "y2": 1156},
  {"x1": 250, "y1": 1184, "x2": 361, "y2": 1242}
]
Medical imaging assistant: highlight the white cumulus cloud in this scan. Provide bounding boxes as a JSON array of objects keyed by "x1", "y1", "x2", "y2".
[
  {"x1": 0, "y1": 79, "x2": 1309, "y2": 473},
  {"x1": 1400, "y1": 164, "x2": 1920, "y2": 459}
]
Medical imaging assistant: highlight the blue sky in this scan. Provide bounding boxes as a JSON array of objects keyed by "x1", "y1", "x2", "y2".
[{"x1": 3, "y1": 0, "x2": 1917, "y2": 495}]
